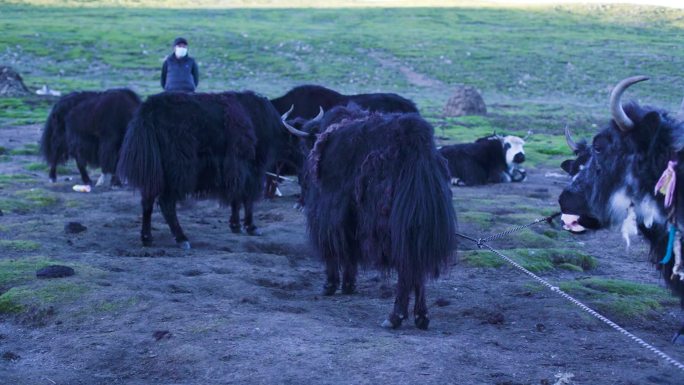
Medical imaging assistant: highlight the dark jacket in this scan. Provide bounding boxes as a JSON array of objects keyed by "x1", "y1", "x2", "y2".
[{"x1": 161, "y1": 54, "x2": 199, "y2": 92}]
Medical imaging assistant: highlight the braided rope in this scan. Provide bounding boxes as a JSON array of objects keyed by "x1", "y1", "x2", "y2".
[{"x1": 455, "y1": 214, "x2": 684, "y2": 372}]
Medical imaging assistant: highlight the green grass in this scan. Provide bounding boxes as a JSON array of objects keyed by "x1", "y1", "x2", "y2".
[
  {"x1": 461, "y1": 247, "x2": 596, "y2": 272},
  {"x1": 9, "y1": 143, "x2": 40, "y2": 156},
  {"x1": 0, "y1": 257, "x2": 105, "y2": 315},
  {"x1": 25, "y1": 162, "x2": 72, "y2": 174},
  {"x1": 559, "y1": 278, "x2": 679, "y2": 319},
  {"x1": 0, "y1": 240, "x2": 41, "y2": 252},
  {"x1": 0, "y1": 188, "x2": 59, "y2": 213},
  {"x1": 0, "y1": 257, "x2": 55, "y2": 287}
]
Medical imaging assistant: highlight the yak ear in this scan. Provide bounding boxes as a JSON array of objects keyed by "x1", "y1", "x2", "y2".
[{"x1": 560, "y1": 159, "x2": 574, "y2": 175}]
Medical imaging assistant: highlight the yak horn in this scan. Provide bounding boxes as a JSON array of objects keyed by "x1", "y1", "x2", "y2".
[
  {"x1": 610, "y1": 75, "x2": 649, "y2": 132},
  {"x1": 522, "y1": 130, "x2": 533, "y2": 141},
  {"x1": 282, "y1": 120, "x2": 310, "y2": 138},
  {"x1": 564, "y1": 126, "x2": 578, "y2": 152},
  {"x1": 281, "y1": 104, "x2": 294, "y2": 121},
  {"x1": 312, "y1": 106, "x2": 324, "y2": 122}
]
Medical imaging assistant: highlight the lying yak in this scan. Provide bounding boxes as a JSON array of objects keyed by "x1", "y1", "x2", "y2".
[
  {"x1": 282, "y1": 104, "x2": 457, "y2": 330},
  {"x1": 117, "y1": 91, "x2": 293, "y2": 249},
  {"x1": 558, "y1": 76, "x2": 684, "y2": 341},
  {"x1": 439, "y1": 134, "x2": 527, "y2": 186},
  {"x1": 40, "y1": 89, "x2": 141, "y2": 186}
]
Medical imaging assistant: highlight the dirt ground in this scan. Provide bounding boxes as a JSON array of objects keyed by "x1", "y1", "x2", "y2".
[{"x1": 1, "y1": 124, "x2": 683, "y2": 385}]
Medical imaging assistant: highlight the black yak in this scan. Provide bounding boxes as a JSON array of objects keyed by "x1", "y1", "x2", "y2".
[
  {"x1": 265, "y1": 85, "x2": 419, "y2": 198},
  {"x1": 439, "y1": 134, "x2": 527, "y2": 186},
  {"x1": 270, "y1": 84, "x2": 418, "y2": 119},
  {"x1": 40, "y1": 89, "x2": 141, "y2": 186},
  {"x1": 117, "y1": 91, "x2": 293, "y2": 249},
  {"x1": 282, "y1": 104, "x2": 457, "y2": 330},
  {"x1": 558, "y1": 76, "x2": 684, "y2": 341}
]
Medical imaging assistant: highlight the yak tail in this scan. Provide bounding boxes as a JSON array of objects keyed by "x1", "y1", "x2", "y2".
[
  {"x1": 390, "y1": 150, "x2": 457, "y2": 285},
  {"x1": 40, "y1": 104, "x2": 67, "y2": 166},
  {"x1": 117, "y1": 111, "x2": 164, "y2": 198}
]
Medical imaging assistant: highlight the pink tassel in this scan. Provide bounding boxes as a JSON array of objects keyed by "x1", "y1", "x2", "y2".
[{"x1": 655, "y1": 160, "x2": 678, "y2": 208}]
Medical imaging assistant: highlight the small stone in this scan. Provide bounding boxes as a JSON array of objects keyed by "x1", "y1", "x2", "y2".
[
  {"x1": 64, "y1": 222, "x2": 87, "y2": 234},
  {"x1": 434, "y1": 298, "x2": 451, "y2": 307},
  {"x1": 36, "y1": 265, "x2": 75, "y2": 279},
  {"x1": 2, "y1": 351, "x2": 20, "y2": 361},
  {"x1": 444, "y1": 85, "x2": 487, "y2": 117},
  {"x1": 153, "y1": 330, "x2": 171, "y2": 341}
]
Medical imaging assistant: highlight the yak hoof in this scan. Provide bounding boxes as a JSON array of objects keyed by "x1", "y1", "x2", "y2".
[
  {"x1": 178, "y1": 241, "x2": 191, "y2": 250},
  {"x1": 672, "y1": 325, "x2": 684, "y2": 344},
  {"x1": 229, "y1": 224, "x2": 242, "y2": 234},
  {"x1": 322, "y1": 283, "x2": 337, "y2": 296},
  {"x1": 341, "y1": 281, "x2": 356, "y2": 295},
  {"x1": 415, "y1": 315, "x2": 430, "y2": 330},
  {"x1": 141, "y1": 235, "x2": 153, "y2": 247},
  {"x1": 381, "y1": 314, "x2": 404, "y2": 329},
  {"x1": 49, "y1": 178, "x2": 57, "y2": 184},
  {"x1": 246, "y1": 226, "x2": 261, "y2": 236}
]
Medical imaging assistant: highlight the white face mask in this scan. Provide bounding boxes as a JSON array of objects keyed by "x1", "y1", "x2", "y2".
[{"x1": 174, "y1": 46, "x2": 188, "y2": 58}]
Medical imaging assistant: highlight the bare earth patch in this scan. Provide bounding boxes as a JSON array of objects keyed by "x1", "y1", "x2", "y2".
[{"x1": 0, "y1": 125, "x2": 682, "y2": 384}]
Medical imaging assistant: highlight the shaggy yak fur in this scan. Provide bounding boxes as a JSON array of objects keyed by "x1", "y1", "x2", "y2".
[
  {"x1": 558, "y1": 76, "x2": 684, "y2": 340},
  {"x1": 40, "y1": 89, "x2": 140, "y2": 185},
  {"x1": 117, "y1": 91, "x2": 292, "y2": 249},
  {"x1": 294, "y1": 104, "x2": 457, "y2": 330},
  {"x1": 438, "y1": 134, "x2": 527, "y2": 186}
]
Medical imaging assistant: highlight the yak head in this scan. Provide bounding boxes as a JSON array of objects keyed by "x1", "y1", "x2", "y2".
[
  {"x1": 559, "y1": 76, "x2": 684, "y2": 239},
  {"x1": 477, "y1": 133, "x2": 528, "y2": 182},
  {"x1": 281, "y1": 102, "x2": 370, "y2": 150}
]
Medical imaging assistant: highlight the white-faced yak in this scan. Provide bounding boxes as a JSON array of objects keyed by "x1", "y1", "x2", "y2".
[
  {"x1": 439, "y1": 134, "x2": 527, "y2": 186},
  {"x1": 39, "y1": 89, "x2": 141, "y2": 186},
  {"x1": 558, "y1": 76, "x2": 684, "y2": 341},
  {"x1": 116, "y1": 91, "x2": 294, "y2": 250},
  {"x1": 282, "y1": 104, "x2": 457, "y2": 330}
]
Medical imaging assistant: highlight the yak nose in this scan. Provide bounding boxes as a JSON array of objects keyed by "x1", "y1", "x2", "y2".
[{"x1": 513, "y1": 153, "x2": 525, "y2": 163}]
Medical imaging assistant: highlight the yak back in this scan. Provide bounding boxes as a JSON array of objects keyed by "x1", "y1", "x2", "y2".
[
  {"x1": 271, "y1": 84, "x2": 418, "y2": 120},
  {"x1": 305, "y1": 109, "x2": 456, "y2": 283},
  {"x1": 40, "y1": 91, "x2": 99, "y2": 165},
  {"x1": 347, "y1": 92, "x2": 418, "y2": 114},
  {"x1": 271, "y1": 84, "x2": 345, "y2": 119}
]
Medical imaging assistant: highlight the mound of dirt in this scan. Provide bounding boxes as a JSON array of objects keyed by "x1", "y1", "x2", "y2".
[
  {"x1": 444, "y1": 85, "x2": 487, "y2": 117},
  {"x1": 0, "y1": 66, "x2": 30, "y2": 97}
]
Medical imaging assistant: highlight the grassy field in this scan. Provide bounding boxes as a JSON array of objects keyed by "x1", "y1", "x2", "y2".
[{"x1": 1, "y1": 2, "x2": 683, "y2": 150}]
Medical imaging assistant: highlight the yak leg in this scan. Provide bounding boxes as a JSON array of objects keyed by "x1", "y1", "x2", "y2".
[
  {"x1": 323, "y1": 256, "x2": 340, "y2": 296},
  {"x1": 382, "y1": 278, "x2": 410, "y2": 329},
  {"x1": 158, "y1": 195, "x2": 190, "y2": 249},
  {"x1": 243, "y1": 199, "x2": 260, "y2": 236},
  {"x1": 341, "y1": 258, "x2": 358, "y2": 295},
  {"x1": 49, "y1": 164, "x2": 57, "y2": 183},
  {"x1": 110, "y1": 173, "x2": 122, "y2": 187},
  {"x1": 414, "y1": 281, "x2": 430, "y2": 330},
  {"x1": 672, "y1": 324, "x2": 684, "y2": 344},
  {"x1": 96, "y1": 173, "x2": 111, "y2": 187},
  {"x1": 141, "y1": 195, "x2": 155, "y2": 247},
  {"x1": 229, "y1": 200, "x2": 242, "y2": 233},
  {"x1": 75, "y1": 157, "x2": 92, "y2": 185}
]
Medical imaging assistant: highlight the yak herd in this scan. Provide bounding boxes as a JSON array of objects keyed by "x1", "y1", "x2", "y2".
[{"x1": 36, "y1": 78, "x2": 684, "y2": 336}]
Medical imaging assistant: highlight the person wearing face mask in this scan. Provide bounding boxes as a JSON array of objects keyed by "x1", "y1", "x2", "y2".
[{"x1": 160, "y1": 37, "x2": 199, "y2": 92}]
